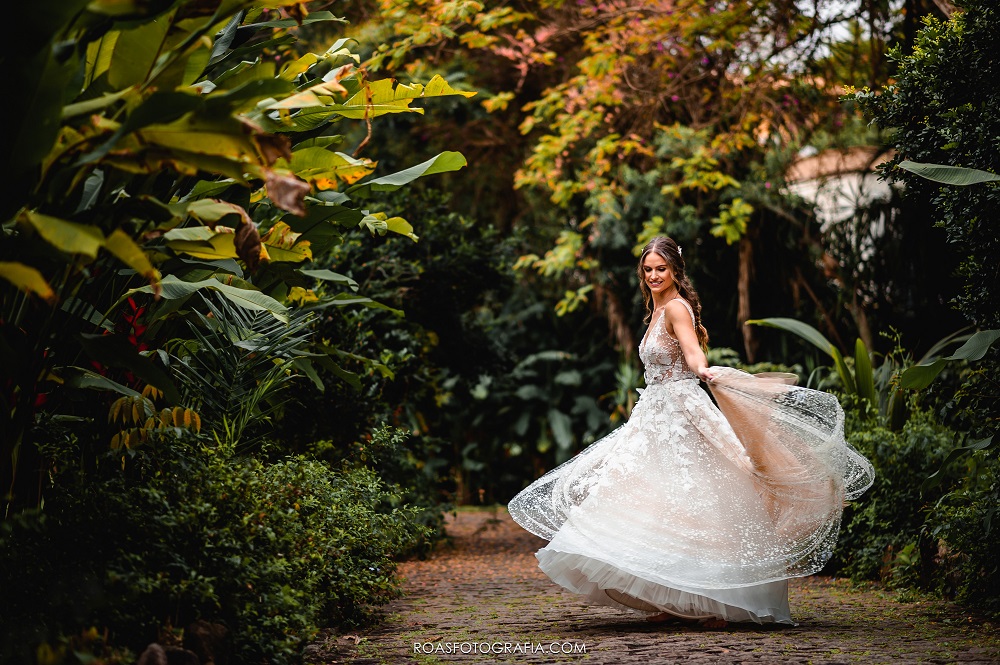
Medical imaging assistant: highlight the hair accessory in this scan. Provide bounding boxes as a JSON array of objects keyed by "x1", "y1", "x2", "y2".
[{"x1": 677, "y1": 245, "x2": 683, "y2": 256}]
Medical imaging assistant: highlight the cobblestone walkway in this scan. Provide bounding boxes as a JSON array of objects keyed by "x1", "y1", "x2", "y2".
[{"x1": 307, "y1": 509, "x2": 1000, "y2": 664}]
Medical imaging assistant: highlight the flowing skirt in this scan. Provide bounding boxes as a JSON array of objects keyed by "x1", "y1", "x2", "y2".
[{"x1": 507, "y1": 367, "x2": 874, "y2": 624}]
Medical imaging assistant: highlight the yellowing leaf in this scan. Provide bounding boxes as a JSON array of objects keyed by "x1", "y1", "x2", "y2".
[
  {"x1": 261, "y1": 221, "x2": 312, "y2": 262},
  {"x1": 422, "y1": 74, "x2": 476, "y2": 99},
  {"x1": 288, "y1": 286, "x2": 320, "y2": 305},
  {"x1": 279, "y1": 53, "x2": 319, "y2": 81},
  {"x1": 166, "y1": 232, "x2": 240, "y2": 260},
  {"x1": 104, "y1": 230, "x2": 161, "y2": 291},
  {"x1": 285, "y1": 148, "x2": 376, "y2": 187},
  {"x1": 21, "y1": 211, "x2": 104, "y2": 258},
  {"x1": 184, "y1": 198, "x2": 252, "y2": 226},
  {"x1": 0, "y1": 262, "x2": 56, "y2": 302},
  {"x1": 385, "y1": 217, "x2": 418, "y2": 241},
  {"x1": 265, "y1": 80, "x2": 347, "y2": 109},
  {"x1": 85, "y1": 30, "x2": 119, "y2": 87},
  {"x1": 138, "y1": 115, "x2": 257, "y2": 161}
]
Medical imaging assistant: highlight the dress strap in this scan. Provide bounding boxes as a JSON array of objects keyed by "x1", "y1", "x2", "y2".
[{"x1": 671, "y1": 297, "x2": 696, "y2": 328}]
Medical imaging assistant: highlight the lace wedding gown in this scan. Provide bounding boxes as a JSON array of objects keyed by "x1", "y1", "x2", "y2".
[{"x1": 508, "y1": 299, "x2": 874, "y2": 623}]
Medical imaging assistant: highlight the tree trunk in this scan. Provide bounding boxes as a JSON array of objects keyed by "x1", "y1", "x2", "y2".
[
  {"x1": 848, "y1": 290, "x2": 875, "y2": 353},
  {"x1": 595, "y1": 283, "x2": 636, "y2": 358},
  {"x1": 738, "y1": 234, "x2": 757, "y2": 362},
  {"x1": 932, "y1": 0, "x2": 956, "y2": 17}
]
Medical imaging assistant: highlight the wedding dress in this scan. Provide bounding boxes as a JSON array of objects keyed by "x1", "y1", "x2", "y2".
[{"x1": 507, "y1": 299, "x2": 874, "y2": 624}]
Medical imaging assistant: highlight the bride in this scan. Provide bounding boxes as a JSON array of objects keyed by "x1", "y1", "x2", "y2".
[{"x1": 508, "y1": 236, "x2": 874, "y2": 627}]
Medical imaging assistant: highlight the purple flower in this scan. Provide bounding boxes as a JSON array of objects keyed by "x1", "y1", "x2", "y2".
[{"x1": 671, "y1": 95, "x2": 680, "y2": 102}]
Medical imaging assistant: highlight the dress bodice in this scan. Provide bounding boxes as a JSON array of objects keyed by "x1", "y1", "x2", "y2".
[{"x1": 639, "y1": 298, "x2": 698, "y2": 385}]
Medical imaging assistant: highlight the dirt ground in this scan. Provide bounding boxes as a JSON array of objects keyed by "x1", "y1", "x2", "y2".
[{"x1": 306, "y1": 508, "x2": 1000, "y2": 664}]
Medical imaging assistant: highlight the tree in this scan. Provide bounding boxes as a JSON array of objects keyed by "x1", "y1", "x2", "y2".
[
  {"x1": 0, "y1": 0, "x2": 473, "y2": 515},
  {"x1": 334, "y1": 0, "x2": 943, "y2": 362},
  {"x1": 848, "y1": 0, "x2": 1000, "y2": 612}
]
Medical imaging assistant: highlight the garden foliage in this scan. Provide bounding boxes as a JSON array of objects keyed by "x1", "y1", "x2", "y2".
[
  {"x1": 0, "y1": 438, "x2": 426, "y2": 662},
  {"x1": 844, "y1": 0, "x2": 1000, "y2": 613},
  {"x1": 1, "y1": 0, "x2": 470, "y2": 658}
]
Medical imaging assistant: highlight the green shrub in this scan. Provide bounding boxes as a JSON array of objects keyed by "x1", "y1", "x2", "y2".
[
  {"x1": 846, "y1": 2, "x2": 1000, "y2": 615},
  {"x1": 0, "y1": 441, "x2": 429, "y2": 663},
  {"x1": 311, "y1": 426, "x2": 451, "y2": 555},
  {"x1": 925, "y1": 458, "x2": 1000, "y2": 616},
  {"x1": 830, "y1": 407, "x2": 965, "y2": 587}
]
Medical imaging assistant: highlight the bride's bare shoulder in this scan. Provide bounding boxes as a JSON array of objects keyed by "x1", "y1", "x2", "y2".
[{"x1": 664, "y1": 298, "x2": 692, "y2": 317}]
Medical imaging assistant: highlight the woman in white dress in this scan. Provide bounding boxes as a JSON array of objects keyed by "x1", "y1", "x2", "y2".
[{"x1": 508, "y1": 236, "x2": 874, "y2": 627}]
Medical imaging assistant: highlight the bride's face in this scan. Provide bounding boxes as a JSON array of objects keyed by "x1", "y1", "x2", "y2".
[{"x1": 642, "y1": 253, "x2": 674, "y2": 295}]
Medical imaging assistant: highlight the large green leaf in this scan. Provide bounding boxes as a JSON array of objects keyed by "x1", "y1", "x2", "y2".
[
  {"x1": 346, "y1": 151, "x2": 467, "y2": 197},
  {"x1": 745, "y1": 317, "x2": 833, "y2": 353},
  {"x1": 900, "y1": 358, "x2": 947, "y2": 390},
  {"x1": 917, "y1": 327, "x2": 973, "y2": 365},
  {"x1": 746, "y1": 317, "x2": 855, "y2": 393},
  {"x1": 548, "y1": 408, "x2": 574, "y2": 450},
  {"x1": 246, "y1": 10, "x2": 345, "y2": 29},
  {"x1": 899, "y1": 160, "x2": 1000, "y2": 186},
  {"x1": 948, "y1": 329, "x2": 1000, "y2": 361},
  {"x1": 854, "y1": 338, "x2": 875, "y2": 404},
  {"x1": 297, "y1": 268, "x2": 358, "y2": 291},
  {"x1": 62, "y1": 366, "x2": 142, "y2": 398},
  {"x1": 304, "y1": 292, "x2": 401, "y2": 316},
  {"x1": 123, "y1": 275, "x2": 288, "y2": 322},
  {"x1": 108, "y1": 11, "x2": 174, "y2": 89},
  {"x1": 901, "y1": 329, "x2": 1000, "y2": 389}
]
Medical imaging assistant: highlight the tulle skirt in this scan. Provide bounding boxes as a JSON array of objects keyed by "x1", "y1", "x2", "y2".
[{"x1": 507, "y1": 367, "x2": 874, "y2": 624}]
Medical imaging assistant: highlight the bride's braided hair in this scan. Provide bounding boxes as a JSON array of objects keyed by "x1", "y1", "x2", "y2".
[{"x1": 637, "y1": 237, "x2": 709, "y2": 349}]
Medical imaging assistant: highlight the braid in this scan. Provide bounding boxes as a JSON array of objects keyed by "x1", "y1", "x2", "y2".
[
  {"x1": 636, "y1": 236, "x2": 709, "y2": 349},
  {"x1": 675, "y1": 274, "x2": 709, "y2": 349}
]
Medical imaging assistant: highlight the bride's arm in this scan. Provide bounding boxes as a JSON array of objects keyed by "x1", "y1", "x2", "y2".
[{"x1": 665, "y1": 301, "x2": 715, "y2": 382}]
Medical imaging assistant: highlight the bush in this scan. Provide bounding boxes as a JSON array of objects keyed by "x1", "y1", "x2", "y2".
[
  {"x1": 312, "y1": 425, "x2": 452, "y2": 556},
  {"x1": 845, "y1": 0, "x2": 1000, "y2": 614},
  {"x1": 829, "y1": 407, "x2": 966, "y2": 589},
  {"x1": 0, "y1": 441, "x2": 429, "y2": 663},
  {"x1": 925, "y1": 457, "x2": 1000, "y2": 615}
]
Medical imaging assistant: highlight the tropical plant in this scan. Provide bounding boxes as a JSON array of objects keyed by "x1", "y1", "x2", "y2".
[
  {"x1": 898, "y1": 160, "x2": 1000, "y2": 185},
  {"x1": 747, "y1": 317, "x2": 999, "y2": 429},
  {"x1": 1, "y1": 0, "x2": 474, "y2": 515},
  {"x1": 842, "y1": 0, "x2": 1000, "y2": 613},
  {"x1": 167, "y1": 293, "x2": 314, "y2": 451}
]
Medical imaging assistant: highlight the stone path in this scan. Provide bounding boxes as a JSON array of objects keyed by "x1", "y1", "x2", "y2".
[{"x1": 307, "y1": 509, "x2": 1000, "y2": 664}]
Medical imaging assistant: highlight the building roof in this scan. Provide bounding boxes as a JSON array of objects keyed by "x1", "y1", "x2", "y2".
[{"x1": 786, "y1": 146, "x2": 894, "y2": 183}]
